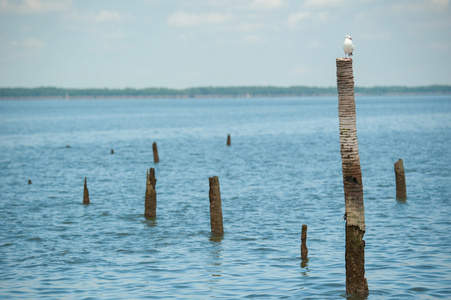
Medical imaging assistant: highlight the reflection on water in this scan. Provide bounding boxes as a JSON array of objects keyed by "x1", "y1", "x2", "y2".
[
  {"x1": 143, "y1": 217, "x2": 157, "y2": 227},
  {"x1": 396, "y1": 197, "x2": 408, "y2": 202},
  {"x1": 301, "y1": 258, "x2": 309, "y2": 270},
  {"x1": 209, "y1": 235, "x2": 224, "y2": 243},
  {"x1": 207, "y1": 237, "x2": 223, "y2": 279},
  {"x1": 0, "y1": 96, "x2": 450, "y2": 299},
  {"x1": 300, "y1": 256, "x2": 310, "y2": 280}
]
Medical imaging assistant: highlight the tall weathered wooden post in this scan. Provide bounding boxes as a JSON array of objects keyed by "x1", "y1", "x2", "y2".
[
  {"x1": 83, "y1": 177, "x2": 90, "y2": 205},
  {"x1": 336, "y1": 57, "x2": 369, "y2": 295},
  {"x1": 301, "y1": 224, "x2": 308, "y2": 259},
  {"x1": 145, "y1": 168, "x2": 157, "y2": 218},
  {"x1": 394, "y1": 159, "x2": 407, "y2": 199},
  {"x1": 153, "y1": 142, "x2": 159, "y2": 163},
  {"x1": 209, "y1": 176, "x2": 224, "y2": 236},
  {"x1": 227, "y1": 134, "x2": 231, "y2": 146}
]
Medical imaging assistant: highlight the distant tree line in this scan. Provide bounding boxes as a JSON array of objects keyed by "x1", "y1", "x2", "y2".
[
  {"x1": 1, "y1": 85, "x2": 450, "y2": 99},
  {"x1": 355, "y1": 85, "x2": 451, "y2": 95}
]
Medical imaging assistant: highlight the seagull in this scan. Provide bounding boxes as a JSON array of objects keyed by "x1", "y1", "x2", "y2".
[{"x1": 343, "y1": 35, "x2": 355, "y2": 59}]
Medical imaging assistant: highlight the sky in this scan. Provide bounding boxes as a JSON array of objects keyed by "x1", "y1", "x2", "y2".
[{"x1": 0, "y1": 0, "x2": 450, "y2": 89}]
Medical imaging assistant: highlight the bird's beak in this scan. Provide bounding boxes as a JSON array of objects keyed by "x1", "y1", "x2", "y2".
[{"x1": 349, "y1": 37, "x2": 352, "y2": 40}]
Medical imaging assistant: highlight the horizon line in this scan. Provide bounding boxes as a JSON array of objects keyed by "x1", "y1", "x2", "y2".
[{"x1": 1, "y1": 84, "x2": 451, "y2": 90}]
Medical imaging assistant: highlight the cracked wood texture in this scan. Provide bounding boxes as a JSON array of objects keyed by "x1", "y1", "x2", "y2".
[
  {"x1": 144, "y1": 168, "x2": 157, "y2": 218},
  {"x1": 301, "y1": 224, "x2": 308, "y2": 259},
  {"x1": 83, "y1": 177, "x2": 90, "y2": 205},
  {"x1": 336, "y1": 58, "x2": 369, "y2": 296},
  {"x1": 394, "y1": 159, "x2": 407, "y2": 199},
  {"x1": 209, "y1": 176, "x2": 224, "y2": 236},
  {"x1": 152, "y1": 142, "x2": 159, "y2": 164}
]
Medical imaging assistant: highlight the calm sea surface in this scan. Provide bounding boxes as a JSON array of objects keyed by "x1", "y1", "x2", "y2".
[{"x1": 0, "y1": 96, "x2": 450, "y2": 299}]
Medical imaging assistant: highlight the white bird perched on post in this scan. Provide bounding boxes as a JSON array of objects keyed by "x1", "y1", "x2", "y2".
[{"x1": 343, "y1": 35, "x2": 355, "y2": 59}]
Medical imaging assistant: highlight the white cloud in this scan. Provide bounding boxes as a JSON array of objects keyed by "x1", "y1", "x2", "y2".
[
  {"x1": 101, "y1": 30, "x2": 125, "y2": 40},
  {"x1": 287, "y1": 8, "x2": 331, "y2": 27},
  {"x1": 287, "y1": 0, "x2": 346, "y2": 27},
  {"x1": 228, "y1": 22, "x2": 266, "y2": 32},
  {"x1": 429, "y1": 41, "x2": 451, "y2": 50},
  {"x1": 391, "y1": 0, "x2": 449, "y2": 13},
  {"x1": 431, "y1": 0, "x2": 449, "y2": 6},
  {"x1": 293, "y1": 66, "x2": 310, "y2": 75},
  {"x1": 9, "y1": 38, "x2": 45, "y2": 48},
  {"x1": 143, "y1": 0, "x2": 159, "y2": 5},
  {"x1": 0, "y1": 0, "x2": 72, "y2": 14},
  {"x1": 249, "y1": 0, "x2": 283, "y2": 10},
  {"x1": 167, "y1": 11, "x2": 232, "y2": 27},
  {"x1": 359, "y1": 31, "x2": 392, "y2": 41},
  {"x1": 202, "y1": 0, "x2": 283, "y2": 10},
  {"x1": 303, "y1": 0, "x2": 346, "y2": 8},
  {"x1": 308, "y1": 40, "x2": 321, "y2": 49},
  {"x1": 287, "y1": 11, "x2": 311, "y2": 26},
  {"x1": 65, "y1": 10, "x2": 123, "y2": 23},
  {"x1": 95, "y1": 11, "x2": 122, "y2": 23},
  {"x1": 22, "y1": 37, "x2": 45, "y2": 48},
  {"x1": 241, "y1": 34, "x2": 266, "y2": 44}
]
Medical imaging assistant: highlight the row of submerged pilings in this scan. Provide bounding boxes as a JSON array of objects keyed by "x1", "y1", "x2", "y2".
[
  {"x1": 81, "y1": 135, "x2": 408, "y2": 259},
  {"x1": 83, "y1": 138, "x2": 230, "y2": 237},
  {"x1": 81, "y1": 137, "x2": 309, "y2": 260},
  {"x1": 81, "y1": 60, "x2": 408, "y2": 297},
  {"x1": 21, "y1": 59, "x2": 409, "y2": 297}
]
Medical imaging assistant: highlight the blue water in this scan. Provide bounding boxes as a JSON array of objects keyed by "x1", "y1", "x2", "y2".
[{"x1": 0, "y1": 96, "x2": 450, "y2": 299}]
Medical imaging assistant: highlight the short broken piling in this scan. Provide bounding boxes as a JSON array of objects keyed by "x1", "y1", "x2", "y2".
[
  {"x1": 227, "y1": 134, "x2": 231, "y2": 146},
  {"x1": 209, "y1": 176, "x2": 224, "y2": 236},
  {"x1": 83, "y1": 177, "x2": 90, "y2": 204},
  {"x1": 301, "y1": 224, "x2": 308, "y2": 259},
  {"x1": 153, "y1": 142, "x2": 159, "y2": 163},
  {"x1": 145, "y1": 168, "x2": 157, "y2": 218},
  {"x1": 394, "y1": 159, "x2": 407, "y2": 199},
  {"x1": 336, "y1": 57, "x2": 369, "y2": 296}
]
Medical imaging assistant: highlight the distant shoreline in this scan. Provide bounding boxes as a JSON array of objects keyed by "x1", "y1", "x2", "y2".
[
  {"x1": 1, "y1": 93, "x2": 451, "y2": 101},
  {"x1": 1, "y1": 85, "x2": 450, "y2": 100}
]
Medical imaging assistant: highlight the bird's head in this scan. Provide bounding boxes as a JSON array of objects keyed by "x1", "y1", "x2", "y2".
[{"x1": 345, "y1": 35, "x2": 352, "y2": 40}]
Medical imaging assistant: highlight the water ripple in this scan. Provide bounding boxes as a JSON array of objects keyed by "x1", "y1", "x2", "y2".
[{"x1": 0, "y1": 96, "x2": 450, "y2": 299}]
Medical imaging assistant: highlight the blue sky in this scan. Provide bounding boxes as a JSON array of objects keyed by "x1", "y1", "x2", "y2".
[{"x1": 1, "y1": 0, "x2": 450, "y2": 89}]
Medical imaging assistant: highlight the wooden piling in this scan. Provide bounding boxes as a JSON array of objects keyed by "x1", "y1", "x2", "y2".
[
  {"x1": 301, "y1": 224, "x2": 308, "y2": 259},
  {"x1": 336, "y1": 57, "x2": 369, "y2": 295},
  {"x1": 209, "y1": 176, "x2": 224, "y2": 236},
  {"x1": 83, "y1": 177, "x2": 90, "y2": 205},
  {"x1": 28, "y1": 179, "x2": 32, "y2": 184},
  {"x1": 227, "y1": 134, "x2": 231, "y2": 146},
  {"x1": 144, "y1": 168, "x2": 157, "y2": 218},
  {"x1": 394, "y1": 159, "x2": 407, "y2": 199},
  {"x1": 153, "y1": 142, "x2": 159, "y2": 163},
  {"x1": 111, "y1": 149, "x2": 114, "y2": 154}
]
